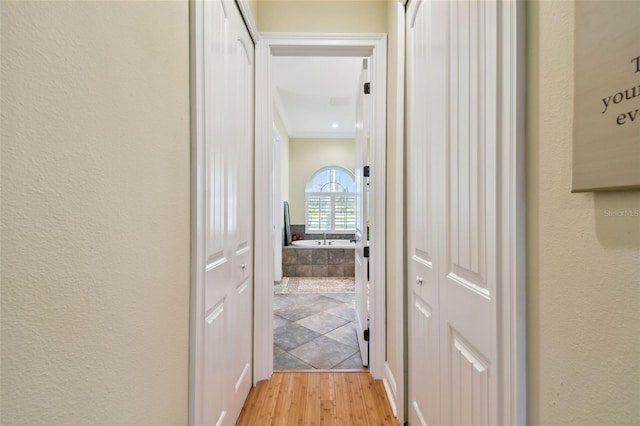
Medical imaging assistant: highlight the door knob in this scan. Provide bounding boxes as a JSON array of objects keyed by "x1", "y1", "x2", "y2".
[
  {"x1": 241, "y1": 264, "x2": 246, "y2": 270},
  {"x1": 416, "y1": 276, "x2": 424, "y2": 285}
]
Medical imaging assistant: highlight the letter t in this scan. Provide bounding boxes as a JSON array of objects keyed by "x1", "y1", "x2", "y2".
[{"x1": 632, "y1": 55, "x2": 640, "y2": 73}]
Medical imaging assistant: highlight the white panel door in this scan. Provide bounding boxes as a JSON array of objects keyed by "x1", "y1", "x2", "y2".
[
  {"x1": 354, "y1": 60, "x2": 370, "y2": 367},
  {"x1": 195, "y1": 0, "x2": 254, "y2": 425},
  {"x1": 407, "y1": 0, "x2": 513, "y2": 424},
  {"x1": 406, "y1": 0, "x2": 446, "y2": 423},
  {"x1": 439, "y1": 1, "x2": 499, "y2": 423}
]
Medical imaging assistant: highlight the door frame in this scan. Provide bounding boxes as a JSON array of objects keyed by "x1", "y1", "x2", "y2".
[
  {"x1": 254, "y1": 33, "x2": 388, "y2": 383},
  {"x1": 272, "y1": 124, "x2": 283, "y2": 283}
]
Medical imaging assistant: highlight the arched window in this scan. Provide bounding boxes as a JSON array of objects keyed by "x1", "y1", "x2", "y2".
[{"x1": 305, "y1": 166, "x2": 356, "y2": 233}]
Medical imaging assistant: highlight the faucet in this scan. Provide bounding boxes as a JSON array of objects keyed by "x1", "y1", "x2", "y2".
[{"x1": 323, "y1": 232, "x2": 327, "y2": 245}]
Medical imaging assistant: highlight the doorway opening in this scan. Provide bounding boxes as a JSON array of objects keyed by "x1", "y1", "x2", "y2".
[
  {"x1": 254, "y1": 33, "x2": 387, "y2": 382},
  {"x1": 271, "y1": 55, "x2": 365, "y2": 370}
]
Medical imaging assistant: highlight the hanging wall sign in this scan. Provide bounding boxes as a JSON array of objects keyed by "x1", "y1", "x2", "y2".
[{"x1": 572, "y1": 1, "x2": 640, "y2": 192}]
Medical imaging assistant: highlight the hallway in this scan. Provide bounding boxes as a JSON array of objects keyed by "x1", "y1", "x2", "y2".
[{"x1": 236, "y1": 371, "x2": 397, "y2": 425}]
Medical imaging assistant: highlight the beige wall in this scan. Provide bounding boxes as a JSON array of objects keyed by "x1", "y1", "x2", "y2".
[
  {"x1": 288, "y1": 138, "x2": 356, "y2": 224},
  {"x1": 7, "y1": 2, "x2": 637, "y2": 425},
  {"x1": 1, "y1": 2, "x2": 191, "y2": 425},
  {"x1": 256, "y1": 0, "x2": 387, "y2": 33},
  {"x1": 247, "y1": 0, "x2": 259, "y2": 24},
  {"x1": 527, "y1": 1, "x2": 640, "y2": 424}
]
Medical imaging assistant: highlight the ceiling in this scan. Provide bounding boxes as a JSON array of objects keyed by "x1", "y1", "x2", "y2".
[{"x1": 272, "y1": 56, "x2": 364, "y2": 139}]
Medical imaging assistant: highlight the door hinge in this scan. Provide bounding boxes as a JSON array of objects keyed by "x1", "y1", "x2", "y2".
[
  {"x1": 363, "y1": 165, "x2": 370, "y2": 177},
  {"x1": 363, "y1": 246, "x2": 370, "y2": 258},
  {"x1": 364, "y1": 82, "x2": 371, "y2": 94},
  {"x1": 364, "y1": 328, "x2": 370, "y2": 342}
]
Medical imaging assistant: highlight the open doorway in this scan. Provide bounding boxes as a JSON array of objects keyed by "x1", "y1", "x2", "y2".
[
  {"x1": 271, "y1": 56, "x2": 366, "y2": 370},
  {"x1": 253, "y1": 33, "x2": 387, "y2": 382}
]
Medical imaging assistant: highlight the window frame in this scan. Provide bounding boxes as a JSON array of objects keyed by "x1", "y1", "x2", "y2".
[{"x1": 304, "y1": 166, "x2": 357, "y2": 234}]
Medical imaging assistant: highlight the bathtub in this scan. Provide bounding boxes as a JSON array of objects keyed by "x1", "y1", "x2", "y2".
[
  {"x1": 291, "y1": 239, "x2": 355, "y2": 248},
  {"x1": 283, "y1": 240, "x2": 355, "y2": 277}
]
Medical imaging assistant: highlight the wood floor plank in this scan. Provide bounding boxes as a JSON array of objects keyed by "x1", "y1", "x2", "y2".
[
  {"x1": 256, "y1": 371, "x2": 284, "y2": 425},
  {"x1": 288, "y1": 372, "x2": 308, "y2": 425},
  {"x1": 373, "y1": 380, "x2": 397, "y2": 424},
  {"x1": 319, "y1": 372, "x2": 336, "y2": 426},
  {"x1": 319, "y1": 399, "x2": 336, "y2": 426},
  {"x1": 236, "y1": 379, "x2": 267, "y2": 426},
  {"x1": 272, "y1": 372, "x2": 294, "y2": 424},
  {"x1": 358, "y1": 372, "x2": 383, "y2": 425},
  {"x1": 238, "y1": 371, "x2": 398, "y2": 425},
  {"x1": 320, "y1": 371, "x2": 335, "y2": 401},
  {"x1": 345, "y1": 373, "x2": 368, "y2": 425},
  {"x1": 304, "y1": 371, "x2": 322, "y2": 425},
  {"x1": 333, "y1": 372, "x2": 352, "y2": 425}
]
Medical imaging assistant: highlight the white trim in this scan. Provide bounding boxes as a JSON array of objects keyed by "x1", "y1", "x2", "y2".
[
  {"x1": 392, "y1": 2, "x2": 406, "y2": 423},
  {"x1": 272, "y1": 124, "x2": 283, "y2": 283},
  {"x1": 235, "y1": 0, "x2": 260, "y2": 43},
  {"x1": 254, "y1": 33, "x2": 387, "y2": 382},
  {"x1": 272, "y1": 90, "x2": 293, "y2": 137},
  {"x1": 253, "y1": 39, "x2": 274, "y2": 384},
  {"x1": 501, "y1": 0, "x2": 527, "y2": 423},
  {"x1": 368, "y1": 33, "x2": 387, "y2": 381},
  {"x1": 383, "y1": 362, "x2": 399, "y2": 418}
]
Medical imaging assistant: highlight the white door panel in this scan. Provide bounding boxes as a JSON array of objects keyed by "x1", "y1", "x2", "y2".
[
  {"x1": 439, "y1": 0, "x2": 499, "y2": 423},
  {"x1": 406, "y1": 0, "x2": 445, "y2": 424},
  {"x1": 194, "y1": 0, "x2": 254, "y2": 424},
  {"x1": 407, "y1": 0, "x2": 518, "y2": 424}
]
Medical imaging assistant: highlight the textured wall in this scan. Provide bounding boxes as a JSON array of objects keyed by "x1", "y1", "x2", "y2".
[
  {"x1": 288, "y1": 138, "x2": 356, "y2": 224},
  {"x1": 1, "y1": 1, "x2": 191, "y2": 424},
  {"x1": 527, "y1": 1, "x2": 640, "y2": 424},
  {"x1": 256, "y1": 0, "x2": 388, "y2": 33}
]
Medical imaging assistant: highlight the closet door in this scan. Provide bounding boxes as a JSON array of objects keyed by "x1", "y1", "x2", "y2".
[
  {"x1": 193, "y1": 0, "x2": 254, "y2": 424},
  {"x1": 406, "y1": 0, "x2": 447, "y2": 424},
  {"x1": 406, "y1": 0, "x2": 520, "y2": 424},
  {"x1": 438, "y1": 1, "x2": 500, "y2": 423}
]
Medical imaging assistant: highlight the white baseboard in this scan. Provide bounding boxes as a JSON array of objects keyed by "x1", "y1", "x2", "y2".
[{"x1": 383, "y1": 362, "x2": 398, "y2": 418}]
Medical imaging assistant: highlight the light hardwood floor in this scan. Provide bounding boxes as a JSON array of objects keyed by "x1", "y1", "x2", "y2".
[{"x1": 236, "y1": 371, "x2": 398, "y2": 425}]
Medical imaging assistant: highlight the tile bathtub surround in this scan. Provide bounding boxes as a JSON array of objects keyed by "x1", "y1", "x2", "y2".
[
  {"x1": 282, "y1": 247, "x2": 355, "y2": 277},
  {"x1": 273, "y1": 293, "x2": 364, "y2": 370}
]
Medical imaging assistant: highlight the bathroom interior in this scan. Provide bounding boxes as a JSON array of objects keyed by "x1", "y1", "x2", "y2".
[{"x1": 271, "y1": 55, "x2": 370, "y2": 370}]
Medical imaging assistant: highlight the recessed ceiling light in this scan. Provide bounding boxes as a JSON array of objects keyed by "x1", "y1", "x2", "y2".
[{"x1": 331, "y1": 123, "x2": 339, "y2": 128}]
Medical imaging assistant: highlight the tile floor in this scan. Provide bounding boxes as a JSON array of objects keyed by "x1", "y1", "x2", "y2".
[{"x1": 273, "y1": 292, "x2": 365, "y2": 370}]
